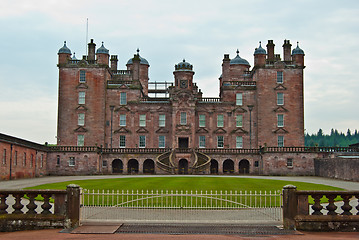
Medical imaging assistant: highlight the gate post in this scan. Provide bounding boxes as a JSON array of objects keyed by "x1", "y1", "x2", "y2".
[
  {"x1": 66, "y1": 184, "x2": 81, "y2": 229},
  {"x1": 282, "y1": 185, "x2": 297, "y2": 230}
]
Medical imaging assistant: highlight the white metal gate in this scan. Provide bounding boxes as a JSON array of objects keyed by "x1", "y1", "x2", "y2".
[{"x1": 80, "y1": 189, "x2": 282, "y2": 224}]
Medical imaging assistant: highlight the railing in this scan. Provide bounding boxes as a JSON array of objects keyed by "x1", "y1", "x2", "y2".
[
  {"x1": 156, "y1": 150, "x2": 174, "y2": 173},
  {"x1": 81, "y1": 189, "x2": 282, "y2": 223},
  {"x1": 265, "y1": 146, "x2": 359, "y2": 153},
  {"x1": 102, "y1": 148, "x2": 171, "y2": 154},
  {"x1": 0, "y1": 185, "x2": 81, "y2": 231},
  {"x1": 107, "y1": 80, "x2": 134, "y2": 85},
  {"x1": 197, "y1": 97, "x2": 222, "y2": 103},
  {"x1": 192, "y1": 151, "x2": 211, "y2": 174},
  {"x1": 49, "y1": 146, "x2": 99, "y2": 152},
  {"x1": 140, "y1": 97, "x2": 170, "y2": 103},
  {"x1": 197, "y1": 148, "x2": 260, "y2": 154},
  {"x1": 176, "y1": 148, "x2": 193, "y2": 153},
  {"x1": 283, "y1": 185, "x2": 359, "y2": 231},
  {"x1": 225, "y1": 81, "x2": 256, "y2": 87},
  {"x1": 112, "y1": 70, "x2": 132, "y2": 75}
]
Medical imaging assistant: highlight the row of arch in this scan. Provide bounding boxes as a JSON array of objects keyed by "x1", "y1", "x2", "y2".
[{"x1": 111, "y1": 158, "x2": 250, "y2": 174}]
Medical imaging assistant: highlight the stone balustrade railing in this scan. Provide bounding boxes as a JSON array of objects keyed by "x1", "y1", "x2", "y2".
[
  {"x1": 0, "y1": 185, "x2": 80, "y2": 231},
  {"x1": 283, "y1": 185, "x2": 359, "y2": 231}
]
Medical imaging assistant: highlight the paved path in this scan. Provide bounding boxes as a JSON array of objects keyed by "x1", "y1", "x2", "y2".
[{"x1": 1, "y1": 175, "x2": 359, "y2": 190}]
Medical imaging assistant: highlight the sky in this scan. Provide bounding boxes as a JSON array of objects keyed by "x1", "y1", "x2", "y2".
[{"x1": 0, "y1": 0, "x2": 358, "y2": 144}]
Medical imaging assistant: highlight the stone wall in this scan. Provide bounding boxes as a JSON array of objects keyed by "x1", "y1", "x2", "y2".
[{"x1": 314, "y1": 157, "x2": 359, "y2": 182}]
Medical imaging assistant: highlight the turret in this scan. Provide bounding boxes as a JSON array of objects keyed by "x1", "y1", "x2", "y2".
[
  {"x1": 96, "y1": 42, "x2": 109, "y2": 65},
  {"x1": 292, "y1": 42, "x2": 305, "y2": 67},
  {"x1": 254, "y1": 41, "x2": 266, "y2": 67},
  {"x1": 173, "y1": 59, "x2": 195, "y2": 91},
  {"x1": 58, "y1": 41, "x2": 71, "y2": 64},
  {"x1": 88, "y1": 39, "x2": 96, "y2": 62},
  {"x1": 266, "y1": 40, "x2": 275, "y2": 62},
  {"x1": 282, "y1": 39, "x2": 292, "y2": 62},
  {"x1": 229, "y1": 49, "x2": 250, "y2": 76},
  {"x1": 126, "y1": 49, "x2": 150, "y2": 95}
]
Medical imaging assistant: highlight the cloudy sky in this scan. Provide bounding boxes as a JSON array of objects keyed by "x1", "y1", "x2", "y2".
[{"x1": 0, "y1": 0, "x2": 358, "y2": 144}]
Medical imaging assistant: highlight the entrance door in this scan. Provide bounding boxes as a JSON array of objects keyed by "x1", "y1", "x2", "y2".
[
  {"x1": 178, "y1": 137, "x2": 189, "y2": 149},
  {"x1": 178, "y1": 159, "x2": 188, "y2": 174}
]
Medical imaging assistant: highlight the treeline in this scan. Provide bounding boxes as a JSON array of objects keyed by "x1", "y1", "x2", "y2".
[{"x1": 305, "y1": 129, "x2": 359, "y2": 147}]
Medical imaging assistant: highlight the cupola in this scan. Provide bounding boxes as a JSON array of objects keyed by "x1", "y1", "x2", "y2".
[
  {"x1": 230, "y1": 50, "x2": 250, "y2": 66},
  {"x1": 127, "y1": 49, "x2": 149, "y2": 65},
  {"x1": 58, "y1": 41, "x2": 71, "y2": 54},
  {"x1": 96, "y1": 42, "x2": 109, "y2": 54},
  {"x1": 175, "y1": 59, "x2": 193, "y2": 71}
]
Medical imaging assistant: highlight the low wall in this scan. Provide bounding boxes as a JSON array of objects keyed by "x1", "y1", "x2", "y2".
[{"x1": 314, "y1": 157, "x2": 359, "y2": 182}]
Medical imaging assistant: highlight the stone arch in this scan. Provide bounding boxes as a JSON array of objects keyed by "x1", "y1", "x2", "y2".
[
  {"x1": 128, "y1": 159, "x2": 139, "y2": 174},
  {"x1": 112, "y1": 159, "x2": 123, "y2": 173},
  {"x1": 143, "y1": 159, "x2": 155, "y2": 174},
  {"x1": 178, "y1": 159, "x2": 188, "y2": 174},
  {"x1": 239, "y1": 159, "x2": 250, "y2": 174},
  {"x1": 223, "y1": 159, "x2": 234, "y2": 174},
  {"x1": 210, "y1": 159, "x2": 218, "y2": 174}
]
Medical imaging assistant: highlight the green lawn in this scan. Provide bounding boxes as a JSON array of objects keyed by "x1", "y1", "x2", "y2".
[
  {"x1": 26, "y1": 177, "x2": 343, "y2": 191},
  {"x1": 26, "y1": 177, "x2": 344, "y2": 207}
]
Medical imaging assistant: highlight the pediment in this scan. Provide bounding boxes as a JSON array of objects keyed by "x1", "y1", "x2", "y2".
[
  {"x1": 114, "y1": 127, "x2": 131, "y2": 134},
  {"x1": 115, "y1": 106, "x2": 131, "y2": 112},
  {"x1": 176, "y1": 124, "x2": 191, "y2": 133},
  {"x1": 136, "y1": 127, "x2": 149, "y2": 133},
  {"x1": 156, "y1": 127, "x2": 169, "y2": 133},
  {"x1": 273, "y1": 106, "x2": 289, "y2": 112},
  {"x1": 274, "y1": 84, "x2": 287, "y2": 90},
  {"x1": 273, "y1": 128, "x2": 289, "y2": 133},
  {"x1": 274, "y1": 61, "x2": 285, "y2": 68},
  {"x1": 76, "y1": 105, "x2": 88, "y2": 111},
  {"x1": 231, "y1": 127, "x2": 248, "y2": 134},
  {"x1": 78, "y1": 59, "x2": 89, "y2": 66},
  {"x1": 213, "y1": 128, "x2": 227, "y2": 134},
  {"x1": 233, "y1": 106, "x2": 247, "y2": 113},
  {"x1": 74, "y1": 126, "x2": 87, "y2": 132},
  {"x1": 119, "y1": 84, "x2": 129, "y2": 89},
  {"x1": 76, "y1": 83, "x2": 88, "y2": 89},
  {"x1": 196, "y1": 128, "x2": 209, "y2": 133}
]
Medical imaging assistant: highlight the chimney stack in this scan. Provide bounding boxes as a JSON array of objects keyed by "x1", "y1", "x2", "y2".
[
  {"x1": 283, "y1": 39, "x2": 292, "y2": 62},
  {"x1": 266, "y1": 40, "x2": 275, "y2": 62},
  {"x1": 88, "y1": 39, "x2": 96, "y2": 61},
  {"x1": 110, "y1": 55, "x2": 118, "y2": 71}
]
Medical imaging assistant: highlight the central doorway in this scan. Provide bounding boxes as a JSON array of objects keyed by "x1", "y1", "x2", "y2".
[
  {"x1": 178, "y1": 137, "x2": 189, "y2": 149},
  {"x1": 178, "y1": 159, "x2": 188, "y2": 174}
]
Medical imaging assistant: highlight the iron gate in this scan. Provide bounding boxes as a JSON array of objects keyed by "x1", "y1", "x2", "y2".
[{"x1": 80, "y1": 189, "x2": 282, "y2": 224}]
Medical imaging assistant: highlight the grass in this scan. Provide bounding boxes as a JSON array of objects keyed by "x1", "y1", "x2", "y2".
[{"x1": 26, "y1": 177, "x2": 344, "y2": 207}]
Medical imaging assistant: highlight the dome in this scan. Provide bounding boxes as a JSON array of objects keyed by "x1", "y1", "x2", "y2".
[
  {"x1": 292, "y1": 42, "x2": 305, "y2": 55},
  {"x1": 58, "y1": 41, "x2": 71, "y2": 54},
  {"x1": 96, "y1": 42, "x2": 109, "y2": 54},
  {"x1": 71, "y1": 52, "x2": 78, "y2": 60},
  {"x1": 127, "y1": 49, "x2": 149, "y2": 65},
  {"x1": 175, "y1": 59, "x2": 193, "y2": 71},
  {"x1": 254, "y1": 41, "x2": 266, "y2": 55},
  {"x1": 230, "y1": 50, "x2": 250, "y2": 66}
]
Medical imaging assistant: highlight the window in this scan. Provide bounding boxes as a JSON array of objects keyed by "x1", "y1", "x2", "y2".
[
  {"x1": 79, "y1": 70, "x2": 86, "y2": 82},
  {"x1": 277, "y1": 71, "x2": 283, "y2": 84},
  {"x1": 120, "y1": 92, "x2": 127, "y2": 105},
  {"x1": 277, "y1": 114, "x2": 284, "y2": 127},
  {"x1": 78, "y1": 92, "x2": 85, "y2": 104},
  {"x1": 236, "y1": 136, "x2": 243, "y2": 148},
  {"x1": 287, "y1": 158, "x2": 293, "y2": 168},
  {"x1": 23, "y1": 152, "x2": 26, "y2": 166},
  {"x1": 278, "y1": 135, "x2": 284, "y2": 147},
  {"x1": 120, "y1": 114, "x2": 126, "y2": 126},
  {"x1": 56, "y1": 155, "x2": 60, "y2": 165},
  {"x1": 30, "y1": 154, "x2": 33, "y2": 168},
  {"x1": 236, "y1": 93, "x2": 243, "y2": 106},
  {"x1": 69, "y1": 157, "x2": 75, "y2": 166},
  {"x1": 77, "y1": 135, "x2": 84, "y2": 146},
  {"x1": 14, "y1": 151, "x2": 17, "y2": 166},
  {"x1": 236, "y1": 115, "x2": 243, "y2": 127},
  {"x1": 2, "y1": 149, "x2": 6, "y2": 165},
  {"x1": 159, "y1": 136, "x2": 165, "y2": 148},
  {"x1": 199, "y1": 136, "x2": 206, "y2": 148},
  {"x1": 159, "y1": 114, "x2": 166, "y2": 127},
  {"x1": 254, "y1": 161, "x2": 259, "y2": 167},
  {"x1": 217, "y1": 136, "x2": 224, "y2": 148},
  {"x1": 199, "y1": 115, "x2": 206, "y2": 127},
  {"x1": 102, "y1": 160, "x2": 107, "y2": 167},
  {"x1": 139, "y1": 135, "x2": 146, "y2": 148},
  {"x1": 277, "y1": 93, "x2": 284, "y2": 105},
  {"x1": 40, "y1": 154, "x2": 44, "y2": 168},
  {"x1": 180, "y1": 112, "x2": 187, "y2": 125},
  {"x1": 119, "y1": 135, "x2": 126, "y2": 148},
  {"x1": 217, "y1": 114, "x2": 224, "y2": 127},
  {"x1": 139, "y1": 115, "x2": 146, "y2": 127},
  {"x1": 78, "y1": 113, "x2": 85, "y2": 126}
]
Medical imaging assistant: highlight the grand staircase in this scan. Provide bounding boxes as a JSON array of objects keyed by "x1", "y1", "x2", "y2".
[{"x1": 156, "y1": 149, "x2": 211, "y2": 174}]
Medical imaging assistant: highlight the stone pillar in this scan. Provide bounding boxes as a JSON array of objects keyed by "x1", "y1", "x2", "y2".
[
  {"x1": 282, "y1": 185, "x2": 297, "y2": 230},
  {"x1": 66, "y1": 184, "x2": 81, "y2": 229}
]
